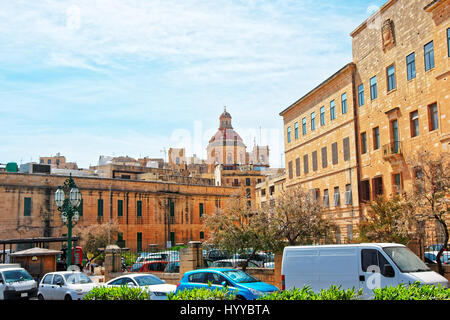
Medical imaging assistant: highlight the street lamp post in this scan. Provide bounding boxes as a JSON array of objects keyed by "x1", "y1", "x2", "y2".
[{"x1": 55, "y1": 174, "x2": 82, "y2": 269}]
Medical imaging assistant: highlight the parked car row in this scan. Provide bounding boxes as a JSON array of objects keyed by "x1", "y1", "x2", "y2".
[{"x1": 424, "y1": 251, "x2": 450, "y2": 265}]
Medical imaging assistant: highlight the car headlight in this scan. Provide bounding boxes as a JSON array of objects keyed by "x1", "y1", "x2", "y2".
[{"x1": 247, "y1": 288, "x2": 264, "y2": 297}]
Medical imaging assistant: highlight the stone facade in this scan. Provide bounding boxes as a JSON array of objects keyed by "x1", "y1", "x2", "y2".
[
  {"x1": 0, "y1": 172, "x2": 238, "y2": 251},
  {"x1": 280, "y1": 0, "x2": 449, "y2": 242}
]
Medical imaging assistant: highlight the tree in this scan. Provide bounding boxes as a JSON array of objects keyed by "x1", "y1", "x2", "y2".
[
  {"x1": 267, "y1": 186, "x2": 337, "y2": 246},
  {"x1": 203, "y1": 195, "x2": 278, "y2": 271},
  {"x1": 407, "y1": 150, "x2": 450, "y2": 275},
  {"x1": 73, "y1": 220, "x2": 120, "y2": 263},
  {"x1": 357, "y1": 195, "x2": 418, "y2": 244}
]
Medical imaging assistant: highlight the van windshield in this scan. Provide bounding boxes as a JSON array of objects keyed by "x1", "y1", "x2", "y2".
[
  {"x1": 383, "y1": 247, "x2": 430, "y2": 273},
  {"x1": 3, "y1": 269, "x2": 33, "y2": 283}
]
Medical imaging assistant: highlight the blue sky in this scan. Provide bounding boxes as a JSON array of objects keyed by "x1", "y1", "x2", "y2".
[{"x1": 0, "y1": 0, "x2": 386, "y2": 168}]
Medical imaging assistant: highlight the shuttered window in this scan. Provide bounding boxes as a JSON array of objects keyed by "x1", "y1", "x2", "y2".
[
  {"x1": 137, "y1": 200, "x2": 142, "y2": 217},
  {"x1": 98, "y1": 199, "x2": 103, "y2": 217},
  {"x1": 24, "y1": 197, "x2": 31, "y2": 216},
  {"x1": 303, "y1": 154, "x2": 309, "y2": 174},
  {"x1": 118, "y1": 200, "x2": 123, "y2": 217},
  {"x1": 321, "y1": 147, "x2": 327, "y2": 168},
  {"x1": 295, "y1": 157, "x2": 300, "y2": 177},
  {"x1": 312, "y1": 151, "x2": 318, "y2": 171},
  {"x1": 288, "y1": 161, "x2": 293, "y2": 179},
  {"x1": 343, "y1": 137, "x2": 350, "y2": 161},
  {"x1": 332, "y1": 142, "x2": 338, "y2": 165}
]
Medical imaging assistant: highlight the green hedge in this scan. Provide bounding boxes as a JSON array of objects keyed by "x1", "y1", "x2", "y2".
[
  {"x1": 372, "y1": 281, "x2": 450, "y2": 300},
  {"x1": 83, "y1": 286, "x2": 150, "y2": 300},
  {"x1": 168, "y1": 286, "x2": 236, "y2": 300},
  {"x1": 257, "y1": 285, "x2": 362, "y2": 300}
]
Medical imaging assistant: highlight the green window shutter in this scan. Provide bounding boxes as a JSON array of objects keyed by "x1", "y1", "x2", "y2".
[
  {"x1": 200, "y1": 231, "x2": 204, "y2": 239},
  {"x1": 137, "y1": 200, "x2": 142, "y2": 217},
  {"x1": 98, "y1": 199, "x2": 103, "y2": 217},
  {"x1": 199, "y1": 203, "x2": 204, "y2": 218},
  {"x1": 117, "y1": 200, "x2": 123, "y2": 217},
  {"x1": 170, "y1": 232, "x2": 175, "y2": 245},
  {"x1": 24, "y1": 197, "x2": 31, "y2": 216},
  {"x1": 137, "y1": 232, "x2": 142, "y2": 252},
  {"x1": 170, "y1": 201, "x2": 175, "y2": 217}
]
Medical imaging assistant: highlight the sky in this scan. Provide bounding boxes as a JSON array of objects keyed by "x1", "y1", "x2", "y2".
[{"x1": 0, "y1": 0, "x2": 387, "y2": 169}]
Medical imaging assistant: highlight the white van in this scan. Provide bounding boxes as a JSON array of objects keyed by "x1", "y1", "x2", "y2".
[
  {"x1": 281, "y1": 243, "x2": 449, "y2": 299},
  {"x1": 0, "y1": 264, "x2": 38, "y2": 300}
]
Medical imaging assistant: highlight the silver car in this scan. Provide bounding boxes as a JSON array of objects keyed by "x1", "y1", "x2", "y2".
[{"x1": 38, "y1": 271, "x2": 97, "y2": 300}]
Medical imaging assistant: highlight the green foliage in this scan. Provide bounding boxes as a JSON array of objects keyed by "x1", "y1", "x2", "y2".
[
  {"x1": 83, "y1": 286, "x2": 150, "y2": 300},
  {"x1": 121, "y1": 251, "x2": 137, "y2": 268},
  {"x1": 168, "y1": 282, "x2": 236, "y2": 300},
  {"x1": 257, "y1": 285, "x2": 362, "y2": 300},
  {"x1": 372, "y1": 281, "x2": 450, "y2": 300}
]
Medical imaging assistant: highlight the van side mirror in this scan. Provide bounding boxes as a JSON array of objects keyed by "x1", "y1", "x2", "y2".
[{"x1": 383, "y1": 264, "x2": 395, "y2": 278}]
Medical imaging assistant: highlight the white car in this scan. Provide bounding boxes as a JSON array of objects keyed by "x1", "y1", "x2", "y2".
[
  {"x1": 0, "y1": 264, "x2": 38, "y2": 300},
  {"x1": 38, "y1": 271, "x2": 97, "y2": 300},
  {"x1": 211, "y1": 259, "x2": 260, "y2": 268},
  {"x1": 104, "y1": 273, "x2": 176, "y2": 300}
]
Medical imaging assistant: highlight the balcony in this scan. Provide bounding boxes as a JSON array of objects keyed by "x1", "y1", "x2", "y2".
[{"x1": 382, "y1": 141, "x2": 402, "y2": 160}]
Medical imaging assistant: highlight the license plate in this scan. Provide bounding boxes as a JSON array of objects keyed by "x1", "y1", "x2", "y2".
[{"x1": 21, "y1": 292, "x2": 28, "y2": 297}]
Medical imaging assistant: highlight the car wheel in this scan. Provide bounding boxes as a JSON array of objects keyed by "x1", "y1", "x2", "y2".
[
  {"x1": 64, "y1": 294, "x2": 72, "y2": 301},
  {"x1": 38, "y1": 294, "x2": 45, "y2": 300}
]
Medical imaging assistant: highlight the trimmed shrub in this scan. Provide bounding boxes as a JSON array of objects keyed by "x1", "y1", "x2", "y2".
[
  {"x1": 83, "y1": 286, "x2": 150, "y2": 300},
  {"x1": 257, "y1": 285, "x2": 362, "y2": 300},
  {"x1": 372, "y1": 281, "x2": 450, "y2": 300},
  {"x1": 168, "y1": 285, "x2": 236, "y2": 300}
]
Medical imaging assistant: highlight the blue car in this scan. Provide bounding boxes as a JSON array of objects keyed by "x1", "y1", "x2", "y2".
[{"x1": 176, "y1": 268, "x2": 279, "y2": 300}]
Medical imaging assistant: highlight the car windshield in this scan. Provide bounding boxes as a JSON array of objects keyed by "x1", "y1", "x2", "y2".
[
  {"x1": 222, "y1": 270, "x2": 259, "y2": 283},
  {"x1": 134, "y1": 275, "x2": 164, "y2": 286},
  {"x1": 3, "y1": 269, "x2": 33, "y2": 283},
  {"x1": 64, "y1": 273, "x2": 93, "y2": 284},
  {"x1": 383, "y1": 247, "x2": 431, "y2": 273}
]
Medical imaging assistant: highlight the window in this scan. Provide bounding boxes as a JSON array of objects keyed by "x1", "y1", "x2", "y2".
[
  {"x1": 330, "y1": 100, "x2": 336, "y2": 120},
  {"x1": 341, "y1": 93, "x2": 347, "y2": 114},
  {"x1": 287, "y1": 126, "x2": 291, "y2": 143},
  {"x1": 294, "y1": 122, "x2": 299, "y2": 139},
  {"x1": 137, "y1": 200, "x2": 142, "y2": 217},
  {"x1": 323, "y1": 189, "x2": 329, "y2": 208},
  {"x1": 246, "y1": 188, "x2": 251, "y2": 198},
  {"x1": 199, "y1": 203, "x2": 204, "y2": 218},
  {"x1": 361, "y1": 132, "x2": 367, "y2": 154},
  {"x1": 118, "y1": 199, "x2": 123, "y2": 217},
  {"x1": 428, "y1": 103, "x2": 439, "y2": 131},
  {"x1": 358, "y1": 84, "x2": 364, "y2": 106},
  {"x1": 312, "y1": 151, "x2": 318, "y2": 171},
  {"x1": 331, "y1": 142, "x2": 338, "y2": 165},
  {"x1": 333, "y1": 187, "x2": 340, "y2": 207},
  {"x1": 406, "y1": 52, "x2": 416, "y2": 80},
  {"x1": 370, "y1": 76, "x2": 377, "y2": 100},
  {"x1": 393, "y1": 173, "x2": 402, "y2": 194},
  {"x1": 311, "y1": 112, "x2": 316, "y2": 130},
  {"x1": 343, "y1": 137, "x2": 350, "y2": 161},
  {"x1": 200, "y1": 231, "x2": 204, "y2": 239},
  {"x1": 448, "y1": 28, "x2": 450, "y2": 57},
  {"x1": 98, "y1": 199, "x2": 103, "y2": 217},
  {"x1": 24, "y1": 197, "x2": 31, "y2": 216},
  {"x1": 373, "y1": 127, "x2": 380, "y2": 150},
  {"x1": 345, "y1": 184, "x2": 352, "y2": 205},
  {"x1": 188, "y1": 272, "x2": 206, "y2": 283},
  {"x1": 303, "y1": 154, "x2": 309, "y2": 174},
  {"x1": 137, "y1": 232, "x2": 142, "y2": 252},
  {"x1": 320, "y1": 106, "x2": 325, "y2": 126},
  {"x1": 387, "y1": 65, "x2": 396, "y2": 91},
  {"x1": 170, "y1": 200, "x2": 175, "y2": 217},
  {"x1": 410, "y1": 110, "x2": 419, "y2": 137},
  {"x1": 288, "y1": 161, "x2": 293, "y2": 179},
  {"x1": 53, "y1": 274, "x2": 64, "y2": 286},
  {"x1": 246, "y1": 178, "x2": 251, "y2": 186},
  {"x1": 424, "y1": 41, "x2": 434, "y2": 71},
  {"x1": 321, "y1": 147, "x2": 327, "y2": 168},
  {"x1": 372, "y1": 177, "x2": 383, "y2": 198},
  {"x1": 360, "y1": 180, "x2": 370, "y2": 202},
  {"x1": 447, "y1": 28, "x2": 450, "y2": 57},
  {"x1": 302, "y1": 117, "x2": 307, "y2": 135},
  {"x1": 170, "y1": 232, "x2": 175, "y2": 245},
  {"x1": 295, "y1": 157, "x2": 300, "y2": 177}
]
